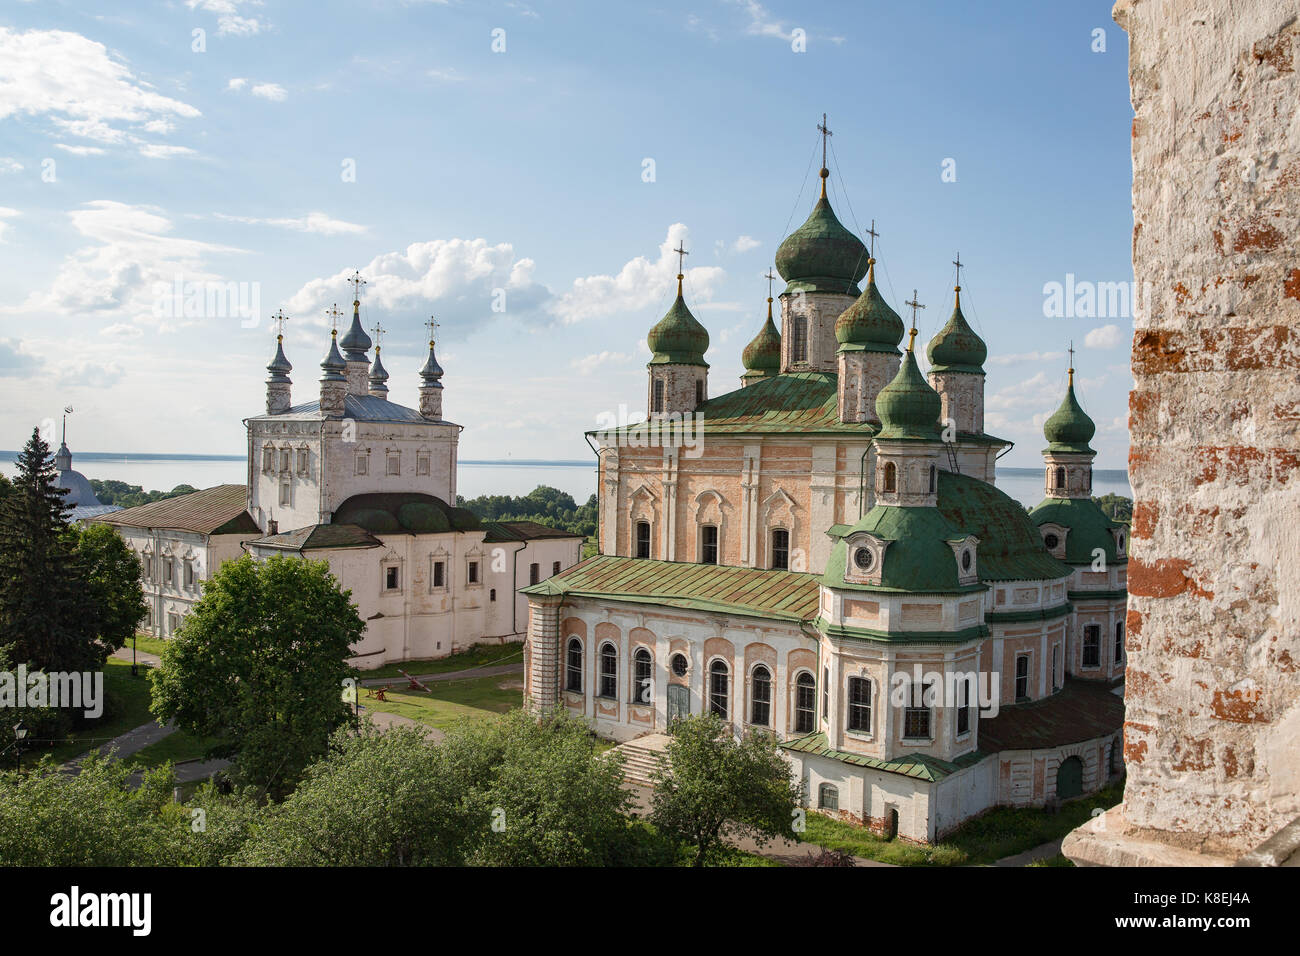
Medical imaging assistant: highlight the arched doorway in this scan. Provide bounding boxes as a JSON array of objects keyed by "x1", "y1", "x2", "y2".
[{"x1": 1056, "y1": 756, "x2": 1083, "y2": 799}]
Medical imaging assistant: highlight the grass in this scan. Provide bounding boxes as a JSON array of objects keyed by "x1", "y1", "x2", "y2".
[
  {"x1": 800, "y1": 782, "x2": 1124, "y2": 867},
  {"x1": 358, "y1": 644, "x2": 522, "y2": 681},
  {"x1": 20, "y1": 658, "x2": 156, "y2": 768},
  {"x1": 129, "y1": 634, "x2": 170, "y2": 658},
  {"x1": 128, "y1": 729, "x2": 225, "y2": 770},
  {"x1": 356, "y1": 673, "x2": 522, "y2": 731}
]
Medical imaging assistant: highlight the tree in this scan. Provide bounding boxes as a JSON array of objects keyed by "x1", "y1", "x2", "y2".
[
  {"x1": 1094, "y1": 493, "x2": 1133, "y2": 525},
  {"x1": 236, "y1": 722, "x2": 474, "y2": 866},
  {"x1": 149, "y1": 554, "x2": 364, "y2": 799},
  {"x1": 452, "y1": 710, "x2": 637, "y2": 866},
  {"x1": 649, "y1": 713, "x2": 802, "y2": 866},
  {"x1": 0, "y1": 429, "x2": 98, "y2": 672},
  {"x1": 457, "y1": 485, "x2": 598, "y2": 537},
  {"x1": 73, "y1": 523, "x2": 146, "y2": 658}
]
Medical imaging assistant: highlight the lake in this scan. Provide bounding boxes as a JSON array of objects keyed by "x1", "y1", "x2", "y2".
[{"x1": 0, "y1": 454, "x2": 1129, "y2": 510}]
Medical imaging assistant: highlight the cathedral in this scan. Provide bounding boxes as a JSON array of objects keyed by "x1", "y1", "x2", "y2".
[
  {"x1": 99, "y1": 283, "x2": 582, "y2": 667},
  {"x1": 522, "y1": 142, "x2": 1128, "y2": 842}
]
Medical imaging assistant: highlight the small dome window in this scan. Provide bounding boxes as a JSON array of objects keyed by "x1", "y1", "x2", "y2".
[
  {"x1": 1044, "y1": 532, "x2": 1060, "y2": 550},
  {"x1": 961, "y1": 549, "x2": 972, "y2": 572},
  {"x1": 670, "y1": 653, "x2": 689, "y2": 677},
  {"x1": 853, "y1": 547, "x2": 875, "y2": 571}
]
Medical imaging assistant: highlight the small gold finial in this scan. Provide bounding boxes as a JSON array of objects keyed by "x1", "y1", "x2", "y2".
[
  {"x1": 866, "y1": 256, "x2": 877, "y2": 284},
  {"x1": 817, "y1": 113, "x2": 832, "y2": 198},
  {"x1": 1068, "y1": 341, "x2": 1075, "y2": 386},
  {"x1": 907, "y1": 327, "x2": 918, "y2": 352}
]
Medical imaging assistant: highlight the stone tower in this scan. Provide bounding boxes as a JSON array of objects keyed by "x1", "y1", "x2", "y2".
[
  {"x1": 318, "y1": 330, "x2": 347, "y2": 418},
  {"x1": 1039, "y1": 362, "x2": 1095, "y2": 500},
  {"x1": 926, "y1": 284, "x2": 987, "y2": 436},
  {"x1": 265, "y1": 332, "x2": 292, "y2": 415},
  {"x1": 835, "y1": 258, "x2": 904, "y2": 424},
  {"x1": 418, "y1": 334, "x2": 444, "y2": 420},
  {"x1": 645, "y1": 270, "x2": 709, "y2": 419}
]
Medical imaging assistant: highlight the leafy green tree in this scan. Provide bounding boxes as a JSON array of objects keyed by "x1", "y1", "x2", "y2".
[
  {"x1": 74, "y1": 523, "x2": 146, "y2": 657},
  {"x1": 150, "y1": 554, "x2": 364, "y2": 799},
  {"x1": 649, "y1": 713, "x2": 801, "y2": 866},
  {"x1": 237, "y1": 722, "x2": 474, "y2": 865},
  {"x1": 88, "y1": 480, "x2": 200, "y2": 509},
  {"x1": 1094, "y1": 493, "x2": 1133, "y2": 525},
  {"x1": 0, "y1": 472, "x2": 12, "y2": 509},
  {"x1": 0, "y1": 429, "x2": 98, "y2": 672},
  {"x1": 457, "y1": 485, "x2": 598, "y2": 537},
  {"x1": 453, "y1": 710, "x2": 636, "y2": 866},
  {"x1": 0, "y1": 753, "x2": 186, "y2": 866}
]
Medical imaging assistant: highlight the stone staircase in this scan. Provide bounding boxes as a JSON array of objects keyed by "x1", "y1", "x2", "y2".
[{"x1": 610, "y1": 733, "x2": 671, "y2": 787}]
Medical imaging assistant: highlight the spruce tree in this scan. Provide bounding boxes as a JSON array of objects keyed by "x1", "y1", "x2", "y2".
[{"x1": 0, "y1": 428, "x2": 99, "y2": 672}]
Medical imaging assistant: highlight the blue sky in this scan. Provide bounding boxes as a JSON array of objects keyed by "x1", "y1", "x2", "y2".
[{"x1": 0, "y1": 0, "x2": 1134, "y2": 470}]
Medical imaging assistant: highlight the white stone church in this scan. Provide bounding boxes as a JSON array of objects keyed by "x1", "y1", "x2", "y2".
[
  {"x1": 98, "y1": 292, "x2": 582, "y2": 668},
  {"x1": 522, "y1": 137, "x2": 1129, "y2": 843}
]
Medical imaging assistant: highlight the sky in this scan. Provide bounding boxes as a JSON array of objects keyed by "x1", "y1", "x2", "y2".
[{"x1": 0, "y1": 0, "x2": 1135, "y2": 470}]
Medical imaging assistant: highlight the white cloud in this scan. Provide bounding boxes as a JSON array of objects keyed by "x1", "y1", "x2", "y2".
[
  {"x1": 227, "y1": 77, "x2": 248, "y2": 91},
  {"x1": 286, "y1": 238, "x2": 550, "y2": 340},
  {"x1": 733, "y1": 235, "x2": 761, "y2": 253},
  {"x1": 570, "y1": 351, "x2": 634, "y2": 375},
  {"x1": 100, "y1": 323, "x2": 144, "y2": 338},
  {"x1": 426, "y1": 68, "x2": 464, "y2": 83},
  {"x1": 54, "y1": 144, "x2": 107, "y2": 156},
  {"x1": 250, "y1": 83, "x2": 286, "y2": 102},
  {"x1": 57, "y1": 359, "x2": 123, "y2": 388},
  {"x1": 987, "y1": 350, "x2": 1065, "y2": 366},
  {"x1": 0, "y1": 29, "x2": 200, "y2": 136},
  {"x1": 0, "y1": 206, "x2": 19, "y2": 242},
  {"x1": 1084, "y1": 323, "x2": 1124, "y2": 349},
  {"x1": 550, "y1": 224, "x2": 725, "y2": 325},
  {"x1": 218, "y1": 16, "x2": 263, "y2": 36},
  {"x1": 11, "y1": 200, "x2": 246, "y2": 323},
  {"x1": 186, "y1": 1, "x2": 266, "y2": 38},
  {"x1": 214, "y1": 211, "x2": 368, "y2": 236},
  {"x1": 0, "y1": 158, "x2": 22, "y2": 174},
  {"x1": 729, "y1": 0, "x2": 794, "y2": 41},
  {"x1": 0, "y1": 338, "x2": 41, "y2": 376},
  {"x1": 141, "y1": 119, "x2": 174, "y2": 134},
  {"x1": 50, "y1": 116, "x2": 129, "y2": 143},
  {"x1": 139, "y1": 144, "x2": 197, "y2": 159}
]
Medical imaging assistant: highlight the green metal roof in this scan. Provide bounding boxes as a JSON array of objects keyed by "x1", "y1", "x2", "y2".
[
  {"x1": 741, "y1": 301, "x2": 782, "y2": 374},
  {"x1": 781, "y1": 731, "x2": 987, "y2": 782},
  {"x1": 774, "y1": 180, "x2": 869, "y2": 296},
  {"x1": 1027, "y1": 497, "x2": 1127, "y2": 566},
  {"x1": 250, "y1": 523, "x2": 382, "y2": 552},
  {"x1": 332, "y1": 492, "x2": 481, "y2": 534},
  {"x1": 875, "y1": 347, "x2": 943, "y2": 441},
  {"x1": 1042, "y1": 377, "x2": 1096, "y2": 453},
  {"x1": 823, "y1": 506, "x2": 980, "y2": 594},
  {"x1": 481, "y1": 520, "x2": 584, "y2": 543},
  {"x1": 926, "y1": 288, "x2": 987, "y2": 374},
  {"x1": 834, "y1": 260, "x2": 904, "y2": 351},
  {"x1": 521, "y1": 554, "x2": 820, "y2": 622},
  {"x1": 647, "y1": 281, "x2": 709, "y2": 367},
  {"x1": 936, "y1": 471, "x2": 1074, "y2": 583}
]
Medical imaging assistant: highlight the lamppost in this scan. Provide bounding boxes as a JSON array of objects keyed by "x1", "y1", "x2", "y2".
[
  {"x1": 2, "y1": 723, "x2": 27, "y2": 774},
  {"x1": 132, "y1": 631, "x2": 138, "y2": 677}
]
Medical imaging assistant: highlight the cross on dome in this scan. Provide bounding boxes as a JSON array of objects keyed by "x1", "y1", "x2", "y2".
[{"x1": 348, "y1": 270, "x2": 366, "y2": 305}]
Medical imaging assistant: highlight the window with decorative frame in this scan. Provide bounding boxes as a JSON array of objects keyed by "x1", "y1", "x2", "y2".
[
  {"x1": 956, "y1": 677, "x2": 972, "y2": 735},
  {"x1": 417, "y1": 454, "x2": 431, "y2": 476},
  {"x1": 1114, "y1": 621, "x2": 1125, "y2": 664},
  {"x1": 386, "y1": 452, "x2": 400, "y2": 476},
  {"x1": 790, "y1": 315, "x2": 808, "y2": 363},
  {"x1": 384, "y1": 564, "x2": 401, "y2": 592},
  {"x1": 633, "y1": 648, "x2": 652, "y2": 705},
  {"x1": 635, "y1": 521, "x2": 651, "y2": 559},
  {"x1": 565, "y1": 638, "x2": 583, "y2": 692},
  {"x1": 296, "y1": 448, "x2": 309, "y2": 475},
  {"x1": 700, "y1": 525, "x2": 719, "y2": 565},
  {"x1": 652, "y1": 379, "x2": 664, "y2": 414},
  {"x1": 1082, "y1": 625, "x2": 1101, "y2": 668},
  {"x1": 708, "y1": 659, "x2": 729, "y2": 718},
  {"x1": 356, "y1": 453, "x2": 368, "y2": 476},
  {"x1": 467, "y1": 560, "x2": 479, "y2": 585},
  {"x1": 847, "y1": 677, "x2": 871, "y2": 732},
  {"x1": 771, "y1": 528, "x2": 789, "y2": 570},
  {"x1": 903, "y1": 680, "x2": 934, "y2": 739},
  {"x1": 1015, "y1": 654, "x2": 1031, "y2": 700},
  {"x1": 431, "y1": 558, "x2": 446, "y2": 590},
  {"x1": 794, "y1": 672, "x2": 815, "y2": 733},
  {"x1": 279, "y1": 449, "x2": 291, "y2": 472},
  {"x1": 598, "y1": 643, "x2": 617, "y2": 699},
  {"x1": 818, "y1": 783, "x2": 839, "y2": 811},
  {"x1": 262, "y1": 447, "x2": 274, "y2": 473},
  {"x1": 750, "y1": 665, "x2": 771, "y2": 726}
]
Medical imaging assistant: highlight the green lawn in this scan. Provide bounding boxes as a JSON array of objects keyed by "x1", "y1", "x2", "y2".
[
  {"x1": 801, "y1": 783, "x2": 1123, "y2": 866},
  {"x1": 356, "y1": 673, "x2": 522, "y2": 731},
  {"x1": 21, "y1": 658, "x2": 156, "y2": 768},
  {"x1": 358, "y1": 644, "x2": 522, "y2": 681},
  {"x1": 128, "y1": 729, "x2": 225, "y2": 770}
]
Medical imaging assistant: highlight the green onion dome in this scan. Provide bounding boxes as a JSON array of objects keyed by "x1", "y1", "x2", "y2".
[
  {"x1": 926, "y1": 287, "x2": 987, "y2": 373},
  {"x1": 267, "y1": 335, "x2": 292, "y2": 383},
  {"x1": 647, "y1": 275, "x2": 710, "y2": 366},
  {"x1": 1043, "y1": 370, "x2": 1096, "y2": 453},
  {"x1": 775, "y1": 170, "x2": 869, "y2": 295},
  {"x1": 340, "y1": 299, "x2": 372, "y2": 361},
  {"x1": 834, "y1": 258, "x2": 905, "y2": 351},
  {"x1": 875, "y1": 331, "x2": 943, "y2": 440},
  {"x1": 741, "y1": 297, "x2": 782, "y2": 375}
]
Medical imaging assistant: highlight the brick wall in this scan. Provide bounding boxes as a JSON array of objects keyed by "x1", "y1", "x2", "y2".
[{"x1": 1119, "y1": 0, "x2": 1300, "y2": 851}]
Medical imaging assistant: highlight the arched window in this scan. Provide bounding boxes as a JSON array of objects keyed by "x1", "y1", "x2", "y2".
[
  {"x1": 883, "y1": 461, "x2": 897, "y2": 493},
  {"x1": 847, "y1": 677, "x2": 871, "y2": 732},
  {"x1": 818, "y1": 783, "x2": 839, "y2": 811},
  {"x1": 652, "y1": 379, "x2": 665, "y2": 414},
  {"x1": 1114, "y1": 621, "x2": 1125, "y2": 665},
  {"x1": 695, "y1": 380, "x2": 704, "y2": 405},
  {"x1": 635, "y1": 520, "x2": 651, "y2": 559},
  {"x1": 822, "y1": 666, "x2": 830, "y2": 719},
  {"x1": 750, "y1": 665, "x2": 772, "y2": 726},
  {"x1": 771, "y1": 528, "x2": 789, "y2": 570},
  {"x1": 928, "y1": 464, "x2": 936, "y2": 493},
  {"x1": 794, "y1": 672, "x2": 816, "y2": 733},
  {"x1": 633, "y1": 647, "x2": 652, "y2": 704},
  {"x1": 1054, "y1": 466, "x2": 1066, "y2": 490},
  {"x1": 598, "y1": 642, "x2": 617, "y2": 699},
  {"x1": 565, "y1": 639, "x2": 583, "y2": 693},
  {"x1": 709, "y1": 660, "x2": 729, "y2": 718},
  {"x1": 791, "y1": 316, "x2": 808, "y2": 363}
]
